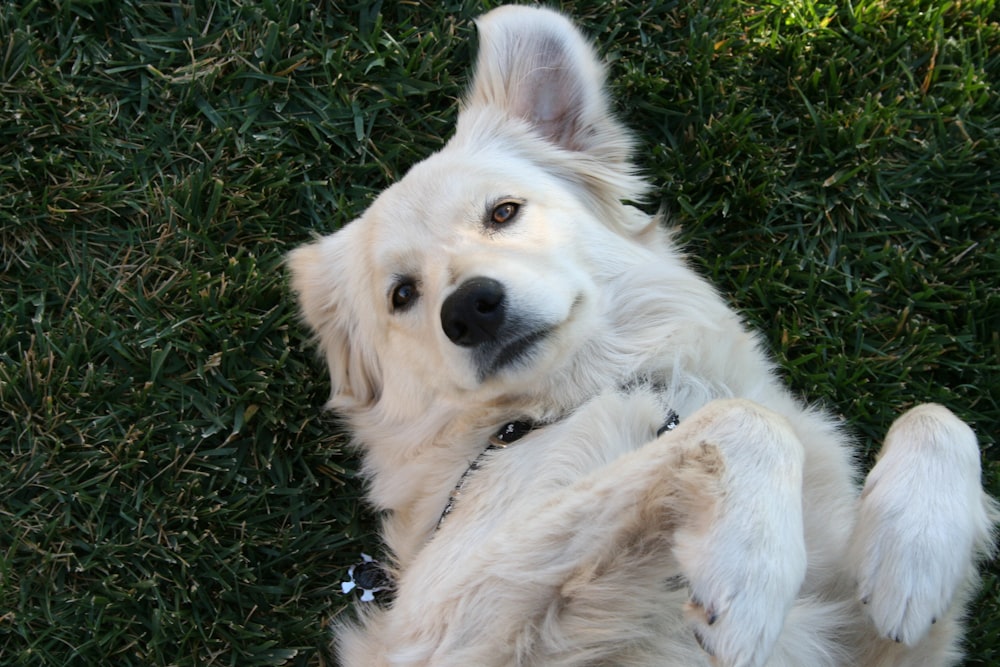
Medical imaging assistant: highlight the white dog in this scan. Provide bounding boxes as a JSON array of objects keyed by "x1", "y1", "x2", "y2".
[{"x1": 289, "y1": 6, "x2": 996, "y2": 666}]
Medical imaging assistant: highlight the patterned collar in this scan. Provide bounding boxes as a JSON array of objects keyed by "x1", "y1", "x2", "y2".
[
  {"x1": 436, "y1": 408, "x2": 679, "y2": 531},
  {"x1": 341, "y1": 407, "x2": 679, "y2": 604}
]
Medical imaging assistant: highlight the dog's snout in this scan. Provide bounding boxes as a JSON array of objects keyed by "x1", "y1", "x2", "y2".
[{"x1": 441, "y1": 278, "x2": 506, "y2": 347}]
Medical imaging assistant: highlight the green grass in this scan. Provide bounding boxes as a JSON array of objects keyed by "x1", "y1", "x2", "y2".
[{"x1": 1, "y1": 0, "x2": 998, "y2": 664}]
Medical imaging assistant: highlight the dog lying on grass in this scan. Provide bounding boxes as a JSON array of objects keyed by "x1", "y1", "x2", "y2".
[{"x1": 289, "y1": 6, "x2": 996, "y2": 665}]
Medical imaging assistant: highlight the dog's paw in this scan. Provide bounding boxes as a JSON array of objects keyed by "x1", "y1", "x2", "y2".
[
  {"x1": 671, "y1": 400, "x2": 808, "y2": 667},
  {"x1": 854, "y1": 474, "x2": 969, "y2": 644},
  {"x1": 680, "y1": 540, "x2": 805, "y2": 667},
  {"x1": 855, "y1": 529, "x2": 957, "y2": 645},
  {"x1": 852, "y1": 404, "x2": 994, "y2": 645}
]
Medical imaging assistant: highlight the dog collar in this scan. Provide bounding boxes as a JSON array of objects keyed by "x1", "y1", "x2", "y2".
[
  {"x1": 437, "y1": 409, "x2": 678, "y2": 530},
  {"x1": 341, "y1": 408, "x2": 679, "y2": 604}
]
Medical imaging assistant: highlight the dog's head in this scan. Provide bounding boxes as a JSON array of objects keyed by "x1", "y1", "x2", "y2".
[{"x1": 289, "y1": 6, "x2": 667, "y2": 422}]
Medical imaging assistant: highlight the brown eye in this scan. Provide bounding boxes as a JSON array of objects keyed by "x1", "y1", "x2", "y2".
[
  {"x1": 490, "y1": 201, "x2": 520, "y2": 226},
  {"x1": 391, "y1": 280, "x2": 418, "y2": 312}
]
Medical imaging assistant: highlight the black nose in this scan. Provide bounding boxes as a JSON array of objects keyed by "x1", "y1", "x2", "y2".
[{"x1": 441, "y1": 277, "x2": 506, "y2": 347}]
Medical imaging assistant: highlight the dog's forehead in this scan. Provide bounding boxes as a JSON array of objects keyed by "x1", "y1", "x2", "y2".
[{"x1": 366, "y1": 146, "x2": 542, "y2": 245}]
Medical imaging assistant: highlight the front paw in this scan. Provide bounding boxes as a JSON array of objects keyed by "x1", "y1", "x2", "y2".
[
  {"x1": 670, "y1": 400, "x2": 808, "y2": 667},
  {"x1": 679, "y1": 537, "x2": 806, "y2": 667}
]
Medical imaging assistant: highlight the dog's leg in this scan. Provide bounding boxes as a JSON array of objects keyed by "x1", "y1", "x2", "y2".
[
  {"x1": 850, "y1": 404, "x2": 997, "y2": 654},
  {"x1": 669, "y1": 399, "x2": 808, "y2": 667}
]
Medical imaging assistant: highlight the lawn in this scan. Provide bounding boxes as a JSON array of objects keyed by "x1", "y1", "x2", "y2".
[{"x1": 1, "y1": 0, "x2": 998, "y2": 665}]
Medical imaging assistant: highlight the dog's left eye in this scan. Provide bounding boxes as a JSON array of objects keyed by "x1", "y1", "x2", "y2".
[{"x1": 490, "y1": 201, "x2": 520, "y2": 226}]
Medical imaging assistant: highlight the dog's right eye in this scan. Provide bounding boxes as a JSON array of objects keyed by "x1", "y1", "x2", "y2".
[
  {"x1": 489, "y1": 200, "x2": 521, "y2": 227},
  {"x1": 491, "y1": 202, "x2": 519, "y2": 225},
  {"x1": 391, "y1": 280, "x2": 419, "y2": 312}
]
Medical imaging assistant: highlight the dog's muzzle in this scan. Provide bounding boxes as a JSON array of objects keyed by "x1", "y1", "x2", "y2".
[{"x1": 441, "y1": 277, "x2": 551, "y2": 380}]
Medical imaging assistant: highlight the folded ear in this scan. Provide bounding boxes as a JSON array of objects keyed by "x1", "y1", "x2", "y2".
[
  {"x1": 467, "y1": 6, "x2": 629, "y2": 162},
  {"x1": 287, "y1": 230, "x2": 379, "y2": 411}
]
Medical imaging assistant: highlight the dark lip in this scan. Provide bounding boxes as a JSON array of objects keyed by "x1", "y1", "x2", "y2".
[{"x1": 478, "y1": 328, "x2": 551, "y2": 380}]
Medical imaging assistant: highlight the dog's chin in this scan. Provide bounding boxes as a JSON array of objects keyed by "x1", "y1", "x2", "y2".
[{"x1": 474, "y1": 327, "x2": 554, "y2": 383}]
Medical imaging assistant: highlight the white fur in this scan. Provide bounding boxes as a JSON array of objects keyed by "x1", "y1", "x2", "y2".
[{"x1": 288, "y1": 6, "x2": 997, "y2": 666}]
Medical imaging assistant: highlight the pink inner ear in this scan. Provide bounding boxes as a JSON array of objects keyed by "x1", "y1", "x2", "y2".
[
  {"x1": 508, "y1": 38, "x2": 588, "y2": 152},
  {"x1": 515, "y1": 89, "x2": 580, "y2": 152},
  {"x1": 530, "y1": 83, "x2": 565, "y2": 124}
]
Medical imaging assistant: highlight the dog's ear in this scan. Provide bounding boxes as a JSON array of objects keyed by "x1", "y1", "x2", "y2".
[
  {"x1": 287, "y1": 230, "x2": 380, "y2": 412},
  {"x1": 468, "y1": 6, "x2": 628, "y2": 162}
]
